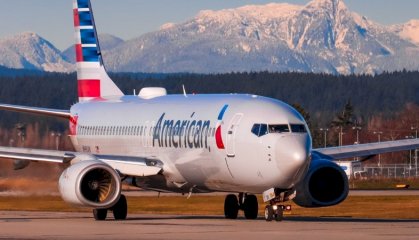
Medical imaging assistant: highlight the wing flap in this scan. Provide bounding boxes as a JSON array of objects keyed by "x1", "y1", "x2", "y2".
[
  {"x1": 313, "y1": 139, "x2": 419, "y2": 160},
  {"x1": 0, "y1": 146, "x2": 162, "y2": 177},
  {"x1": 97, "y1": 155, "x2": 162, "y2": 177}
]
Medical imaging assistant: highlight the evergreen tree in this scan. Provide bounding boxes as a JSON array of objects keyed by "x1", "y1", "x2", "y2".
[
  {"x1": 331, "y1": 100, "x2": 355, "y2": 128},
  {"x1": 291, "y1": 103, "x2": 311, "y2": 128}
]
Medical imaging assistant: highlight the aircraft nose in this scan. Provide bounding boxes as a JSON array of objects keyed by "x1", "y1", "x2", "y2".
[{"x1": 275, "y1": 134, "x2": 311, "y2": 185}]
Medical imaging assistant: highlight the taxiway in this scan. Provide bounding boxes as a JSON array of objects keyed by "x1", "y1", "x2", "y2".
[{"x1": 0, "y1": 211, "x2": 418, "y2": 240}]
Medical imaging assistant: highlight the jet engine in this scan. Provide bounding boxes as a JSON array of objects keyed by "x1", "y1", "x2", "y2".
[
  {"x1": 293, "y1": 159, "x2": 349, "y2": 208},
  {"x1": 58, "y1": 160, "x2": 121, "y2": 209}
]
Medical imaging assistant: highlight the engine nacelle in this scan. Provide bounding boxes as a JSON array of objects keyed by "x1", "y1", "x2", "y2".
[
  {"x1": 59, "y1": 160, "x2": 121, "y2": 208},
  {"x1": 293, "y1": 159, "x2": 349, "y2": 208}
]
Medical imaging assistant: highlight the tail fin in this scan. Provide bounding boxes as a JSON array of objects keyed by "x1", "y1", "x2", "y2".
[{"x1": 73, "y1": 0, "x2": 123, "y2": 102}]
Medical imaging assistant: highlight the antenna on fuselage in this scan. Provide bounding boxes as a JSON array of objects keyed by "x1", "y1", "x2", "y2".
[{"x1": 182, "y1": 85, "x2": 187, "y2": 97}]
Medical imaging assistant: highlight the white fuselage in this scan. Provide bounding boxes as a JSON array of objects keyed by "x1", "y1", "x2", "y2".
[{"x1": 70, "y1": 94, "x2": 312, "y2": 193}]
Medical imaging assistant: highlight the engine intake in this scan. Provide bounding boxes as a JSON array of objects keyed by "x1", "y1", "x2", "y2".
[
  {"x1": 59, "y1": 160, "x2": 121, "y2": 208},
  {"x1": 293, "y1": 159, "x2": 348, "y2": 208}
]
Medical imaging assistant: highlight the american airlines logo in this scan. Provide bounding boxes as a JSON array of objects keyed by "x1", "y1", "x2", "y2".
[{"x1": 152, "y1": 113, "x2": 212, "y2": 149}]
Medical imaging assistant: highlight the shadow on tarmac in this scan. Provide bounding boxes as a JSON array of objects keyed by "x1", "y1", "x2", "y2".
[
  {"x1": 1, "y1": 213, "x2": 418, "y2": 223},
  {"x1": 124, "y1": 215, "x2": 419, "y2": 223}
]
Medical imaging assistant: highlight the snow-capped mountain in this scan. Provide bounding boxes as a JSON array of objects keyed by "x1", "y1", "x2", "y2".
[
  {"x1": 0, "y1": 32, "x2": 72, "y2": 72},
  {"x1": 103, "y1": 0, "x2": 419, "y2": 74},
  {"x1": 390, "y1": 20, "x2": 419, "y2": 46},
  {"x1": 62, "y1": 34, "x2": 124, "y2": 63},
  {"x1": 1, "y1": 0, "x2": 419, "y2": 74}
]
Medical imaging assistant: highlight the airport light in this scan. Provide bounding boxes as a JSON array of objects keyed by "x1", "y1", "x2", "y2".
[
  {"x1": 374, "y1": 131, "x2": 383, "y2": 167},
  {"x1": 352, "y1": 126, "x2": 362, "y2": 144},
  {"x1": 416, "y1": 149, "x2": 418, "y2": 177},
  {"x1": 412, "y1": 126, "x2": 418, "y2": 139},
  {"x1": 319, "y1": 128, "x2": 329, "y2": 148},
  {"x1": 15, "y1": 123, "x2": 26, "y2": 147},
  {"x1": 416, "y1": 126, "x2": 418, "y2": 177},
  {"x1": 352, "y1": 126, "x2": 362, "y2": 161},
  {"x1": 336, "y1": 126, "x2": 345, "y2": 146},
  {"x1": 50, "y1": 132, "x2": 62, "y2": 150},
  {"x1": 9, "y1": 139, "x2": 14, "y2": 147},
  {"x1": 405, "y1": 135, "x2": 415, "y2": 170}
]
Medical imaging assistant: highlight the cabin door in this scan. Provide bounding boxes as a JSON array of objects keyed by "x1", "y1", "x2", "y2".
[{"x1": 225, "y1": 113, "x2": 243, "y2": 157}]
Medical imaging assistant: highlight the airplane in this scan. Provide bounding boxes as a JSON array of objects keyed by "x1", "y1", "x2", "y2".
[{"x1": 0, "y1": 0, "x2": 418, "y2": 222}]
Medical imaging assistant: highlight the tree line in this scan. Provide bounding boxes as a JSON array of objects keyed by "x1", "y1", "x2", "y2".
[{"x1": 0, "y1": 70, "x2": 417, "y2": 156}]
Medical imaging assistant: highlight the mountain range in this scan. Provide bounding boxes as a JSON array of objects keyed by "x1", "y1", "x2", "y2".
[
  {"x1": 0, "y1": 32, "x2": 73, "y2": 72},
  {"x1": 1, "y1": 0, "x2": 418, "y2": 74}
]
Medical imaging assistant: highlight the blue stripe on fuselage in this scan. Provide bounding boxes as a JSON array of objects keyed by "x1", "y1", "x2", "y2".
[{"x1": 217, "y1": 104, "x2": 229, "y2": 120}]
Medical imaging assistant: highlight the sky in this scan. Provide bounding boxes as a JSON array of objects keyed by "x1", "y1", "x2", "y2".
[{"x1": 0, "y1": 0, "x2": 418, "y2": 50}]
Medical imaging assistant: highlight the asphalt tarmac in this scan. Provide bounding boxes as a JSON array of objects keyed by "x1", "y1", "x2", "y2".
[{"x1": 0, "y1": 211, "x2": 418, "y2": 240}]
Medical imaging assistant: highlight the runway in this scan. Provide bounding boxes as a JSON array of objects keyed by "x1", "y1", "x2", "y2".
[{"x1": 0, "y1": 211, "x2": 418, "y2": 240}]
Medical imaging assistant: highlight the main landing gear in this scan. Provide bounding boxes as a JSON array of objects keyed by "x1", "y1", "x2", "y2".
[
  {"x1": 93, "y1": 194, "x2": 128, "y2": 221},
  {"x1": 224, "y1": 193, "x2": 259, "y2": 220}
]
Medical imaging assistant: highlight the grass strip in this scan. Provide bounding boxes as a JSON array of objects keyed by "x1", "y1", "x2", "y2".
[{"x1": 0, "y1": 195, "x2": 418, "y2": 219}]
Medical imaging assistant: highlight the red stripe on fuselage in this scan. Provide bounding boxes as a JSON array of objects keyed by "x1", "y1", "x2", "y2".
[
  {"x1": 73, "y1": 9, "x2": 80, "y2": 27},
  {"x1": 69, "y1": 115, "x2": 78, "y2": 136},
  {"x1": 75, "y1": 44, "x2": 83, "y2": 62},
  {"x1": 215, "y1": 126, "x2": 225, "y2": 149},
  {"x1": 78, "y1": 79, "x2": 101, "y2": 97}
]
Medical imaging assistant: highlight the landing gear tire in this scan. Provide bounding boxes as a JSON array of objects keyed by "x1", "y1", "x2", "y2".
[
  {"x1": 224, "y1": 194, "x2": 239, "y2": 219},
  {"x1": 264, "y1": 205, "x2": 274, "y2": 222},
  {"x1": 243, "y1": 194, "x2": 258, "y2": 219},
  {"x1": 93, "y1": 208, "x2": 107, "y2": 221},
  {"x1": 275, "y1": 207, "x2": 284, "y2": 222},
  {"x1": 112, "y1": 194, "x2": 128, "y2": 220}
]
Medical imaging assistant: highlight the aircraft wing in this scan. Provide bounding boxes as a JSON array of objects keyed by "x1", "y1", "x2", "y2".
[
  {"x1": 0, "y1": 146, "x2": 162, "y2": 177},
  {"x1": 313, "y1": 138, "x2": 419, "y2": 161},
  {"x1": 0, "y1": 146, "x2": 75, "y2": 163},
  {"x1": 0, "y1": 103, "x2": 70, "y2": 119}
]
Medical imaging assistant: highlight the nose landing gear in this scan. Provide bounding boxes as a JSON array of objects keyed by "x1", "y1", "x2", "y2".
[
  {"x1": 262, "y1": 188, "x2": 295, "y2": 222},
  {"x1": 224, "y1": 193, "x2": 259, "y2": 220},
  {"x1": 264, "y1": 205, "x2": 284, "y2": 222}
]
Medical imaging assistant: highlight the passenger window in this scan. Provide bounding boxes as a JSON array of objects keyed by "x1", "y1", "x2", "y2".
[
  {"x1": 251, "y1": 124, "x2": 268, "y2": 137},
  {"x1": 269, "y1": 124, "x2": 290, "y2": 133},
  {"x1": 291, "y1": 124, "x2": 307, "y2": 133}
]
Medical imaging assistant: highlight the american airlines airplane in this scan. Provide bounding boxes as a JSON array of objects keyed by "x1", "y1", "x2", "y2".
[{"x1": 0, "y1": 0, "x2": 418, "y2": 222}]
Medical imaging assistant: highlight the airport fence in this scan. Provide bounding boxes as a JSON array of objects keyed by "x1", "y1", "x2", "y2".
[{"x1": 361, "y1": 164, "x2": 419, "y2": 179}]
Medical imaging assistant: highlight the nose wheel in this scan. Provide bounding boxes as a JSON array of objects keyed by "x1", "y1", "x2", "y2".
[
  {"x1": 224, "y1": 193, "x2": 259, "y2": 220},
  {"x1": 264, "y1": 205, "x2": 283, "y2": 222}
]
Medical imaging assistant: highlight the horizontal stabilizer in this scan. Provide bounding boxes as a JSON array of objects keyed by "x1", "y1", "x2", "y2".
[{"x1": 0, "y1": 103, "x2": 70, "y2": 119}]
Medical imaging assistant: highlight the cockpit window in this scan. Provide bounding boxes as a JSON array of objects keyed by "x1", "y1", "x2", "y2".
[
  {"x1": 251, "y1": 124, "x2": 268, "y2": 137},
  {"x1": 268, "y1": 124, "x2": 290, "y2": 133},
  {"x1": 260, "y1": 124, "x2": 268, "y2": 136},
  {"x1": 290, "y1": 124, "x2": 307, "y2": 133}
]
